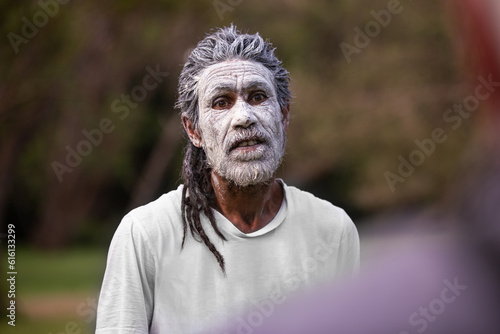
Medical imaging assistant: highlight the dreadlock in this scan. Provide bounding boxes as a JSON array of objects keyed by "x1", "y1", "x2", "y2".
[
  {"x1": 180, "y1": 142, "x2": 227, "y2": 273},
  {"x1": 176, "y1": 25, "x2": 292, "y2": 274}
]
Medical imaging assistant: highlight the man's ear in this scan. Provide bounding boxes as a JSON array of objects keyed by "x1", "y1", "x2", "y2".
[
  {"x1": 182, "y1": 115, "x2": 202, "y2": 148},
  {"x1": 281, "y1": 104, "x2": 290, "y2": 131}
]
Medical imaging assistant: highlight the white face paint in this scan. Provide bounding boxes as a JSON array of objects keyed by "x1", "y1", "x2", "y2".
[{"x1": 195, "y1": 59, "x2": 287, "y2": 187}]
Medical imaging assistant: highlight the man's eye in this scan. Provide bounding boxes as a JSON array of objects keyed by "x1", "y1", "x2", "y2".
[
  {"x1": 250, "y1": 93, "x2": 267, "y2": 104},
  {"x1": 213, "y1": 99, "x2": 229, "y2": 109}
]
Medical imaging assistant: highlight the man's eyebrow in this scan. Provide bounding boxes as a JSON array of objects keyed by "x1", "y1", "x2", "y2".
[
  {"x1": 205, "y1": 83, "x2": 236, "y2": 97},
  {"x1": 243, "y1": 80, "x2": 273, "y2": 91},
  {"x1": 204, "y1": 80, "x2": 274, "y2": 99}
]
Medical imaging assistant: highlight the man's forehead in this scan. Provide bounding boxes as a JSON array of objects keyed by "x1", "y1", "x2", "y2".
[{"x1": 197, "y1": 60, "x2": 275, "y2": 94}]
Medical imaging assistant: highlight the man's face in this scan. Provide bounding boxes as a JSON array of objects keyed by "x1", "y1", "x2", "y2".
[{"x1": 193, "y1": 59, "x2": 288, "y2": 187}]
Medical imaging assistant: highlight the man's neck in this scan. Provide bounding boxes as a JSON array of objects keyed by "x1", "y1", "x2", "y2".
[{"x1": 211, "y1": 171, "x2": 284, "y2": 234}]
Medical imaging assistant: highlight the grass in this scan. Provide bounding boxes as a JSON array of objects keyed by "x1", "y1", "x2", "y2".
[
  {"x1": 0, "y1": 317, "x2": 93, "y2": 334},
  {"x1": 2, "y1": 246, "x2": 108, "y2": 334},
  {"x1": 17, "y1": 246, "x2": 108, "y2": 295}
]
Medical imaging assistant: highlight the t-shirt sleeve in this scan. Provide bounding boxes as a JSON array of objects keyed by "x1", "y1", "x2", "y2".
[
  {"x1": 336, "y1": 210, "x2": 360, "y2": 277},
  {"x1": 96, "y1": 216, "x2": 156, "y2": 334}
]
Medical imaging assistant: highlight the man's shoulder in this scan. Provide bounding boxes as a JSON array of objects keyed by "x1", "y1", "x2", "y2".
[
  {"x1": 107, "y1": 185, "x2": 185, "y2": 261},
  {"x1": 283, "y1": 182, "x2": 353, "y2": 231},
  {"x1": 284, "y1": 183, "x2": 344, "y2": 214},
  {"x1": 122, "y1": 184, "x2": 184, "y2": 232}
]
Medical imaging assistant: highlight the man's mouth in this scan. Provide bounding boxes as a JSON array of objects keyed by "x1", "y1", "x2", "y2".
[
  {"x1": 237, "y1": 140, "x2": 259, "y2": 147},
  {"x1": 230, "y1": 137, "x2": 265, "y2": 151}
]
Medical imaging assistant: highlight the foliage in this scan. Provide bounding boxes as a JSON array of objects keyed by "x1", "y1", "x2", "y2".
[{"x1": 0, "y1": 0, "x2": 469, "y2": 246}]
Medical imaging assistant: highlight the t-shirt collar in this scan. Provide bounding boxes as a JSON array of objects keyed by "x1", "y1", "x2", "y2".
[{"x1": 212, "y1": 179, "x2": 288, "y2": 238}]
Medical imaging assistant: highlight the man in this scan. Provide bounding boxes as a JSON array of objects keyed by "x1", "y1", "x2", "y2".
[{"x1": 96, "y1": 25, "x2": 359, "y2": 334}]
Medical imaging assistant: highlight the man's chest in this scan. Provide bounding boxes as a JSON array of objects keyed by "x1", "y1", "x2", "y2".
[{"x1": 152, "y1": 229, "x2": 341, "y2": 332}]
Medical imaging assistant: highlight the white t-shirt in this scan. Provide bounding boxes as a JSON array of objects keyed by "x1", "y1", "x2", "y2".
[{"x1": 96, "y1": 180, "x2": 359, "y2": 334}]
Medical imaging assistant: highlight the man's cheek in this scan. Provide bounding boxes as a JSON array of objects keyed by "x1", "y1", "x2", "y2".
[
  {"x1": 265, "y1": 119, "x2": 284, "y2": 136},
  {"x1": 208, "y1": 131, "x2": 225, "y2": 153}
]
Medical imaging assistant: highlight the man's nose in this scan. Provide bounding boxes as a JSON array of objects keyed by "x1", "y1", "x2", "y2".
[{"x1": 230, "y1": 99, "x2": 257, "y2": 129}]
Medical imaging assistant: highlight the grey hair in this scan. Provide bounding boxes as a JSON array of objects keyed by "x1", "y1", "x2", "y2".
[
  {"x1": 175, "y1": 25, "x2": 292, "y2": 125},
  {"x1": 176, "y1": 25, "x2": 291, "y2": 274}
]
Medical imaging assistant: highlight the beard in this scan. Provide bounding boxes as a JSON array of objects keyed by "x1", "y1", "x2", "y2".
[{"x1": 203, "y1": 125, "x2": 286, "y2": 187}]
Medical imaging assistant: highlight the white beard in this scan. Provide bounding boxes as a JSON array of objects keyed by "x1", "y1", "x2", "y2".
[{"x1": 204, "y1": 125, "x2": 286, "y2": 187}]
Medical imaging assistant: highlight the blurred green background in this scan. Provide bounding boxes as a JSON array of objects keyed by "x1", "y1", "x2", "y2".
[{"x1": 0, "y1": 0, "x2": 482, "y2": 333}]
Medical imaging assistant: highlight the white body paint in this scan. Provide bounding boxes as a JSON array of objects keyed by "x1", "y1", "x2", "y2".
[{"x1": 195, "y1": 60, "x2": 287, "y2": 187}]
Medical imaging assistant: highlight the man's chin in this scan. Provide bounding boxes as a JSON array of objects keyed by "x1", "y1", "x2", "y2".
[
  {"x1": 231, "y1": 176, "x2": 274, "y2": 188},
  {"x1": 218, "y1": 165, "x2": 276, "y2": 188}
]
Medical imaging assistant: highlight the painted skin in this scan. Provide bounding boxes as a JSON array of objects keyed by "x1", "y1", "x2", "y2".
[
  {"x1": 196, "y1": 59, "x2": 287, "y2": 187},
  {"x1": 182, "y1": 59, "x2": 290, "y2": 232}
]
